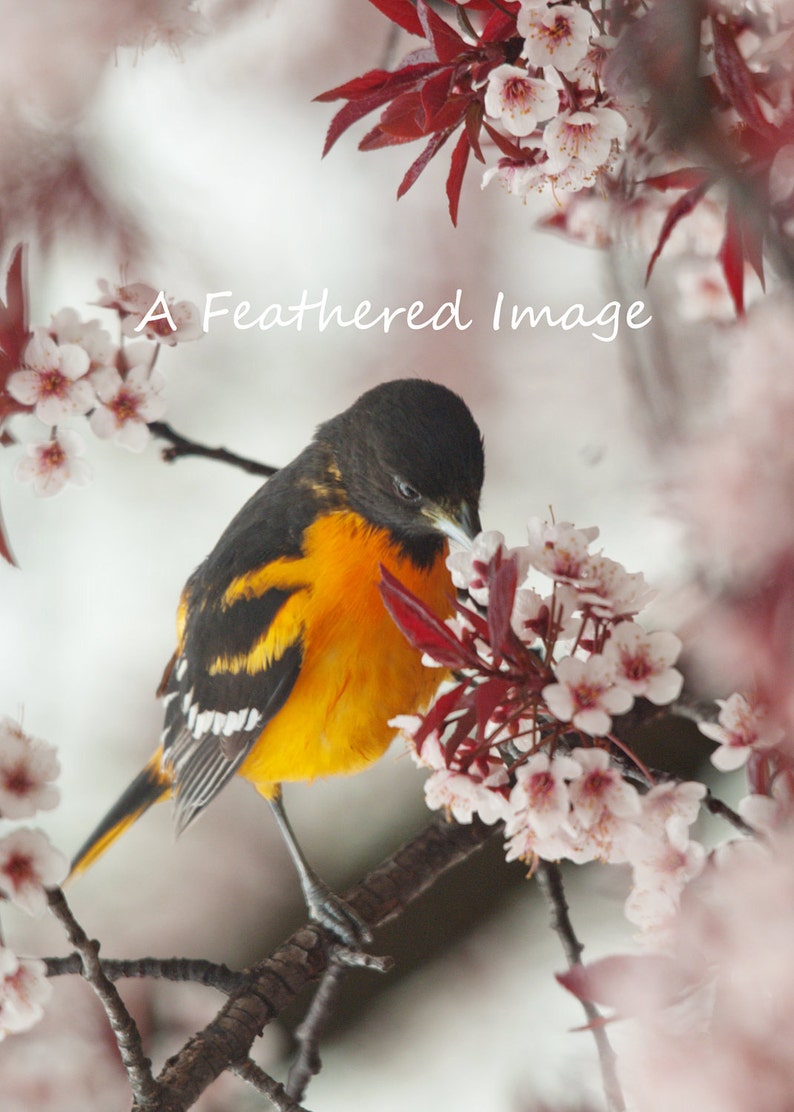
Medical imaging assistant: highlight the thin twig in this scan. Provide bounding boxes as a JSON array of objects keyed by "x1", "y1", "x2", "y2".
[
  {"x1": 704, "y1": 789, "x2": 756, "y2": 836},
  {"x1": 230, "y1": 1059, "x2": 311, "y2": 1112},
  {"x1": 286, "y1": 959, "x2": 348, "y2": 1102},
  {"x1": 46, "y1": 886, "x2": 161, "y2": 1107},
  {"x1": 148, "y1": 420, "x2": 278, "y2": 477},
  {"x1": 45, "y1": 953, "x2": 246, "y2": 994},
  {"x1": 534, "y1": 863, "x2": 626, "y2": 1112}
]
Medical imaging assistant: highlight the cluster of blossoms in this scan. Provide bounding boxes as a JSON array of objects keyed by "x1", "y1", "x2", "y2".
[
  {"x1": 385, "y1": 520, "x2": 789, "y2": 939},
  {"x1": 0, "y1": 716, "x2": 66, "y2": 1039},
  {"x1": 320, "y1": 0, "x2": 794, "y2": 317},
  {"x1": 481, "y1": 4, "x2": 627, "y2": 197},
  {"x1": 0, "y1": 250, "x2": 202, "y2": 500}
]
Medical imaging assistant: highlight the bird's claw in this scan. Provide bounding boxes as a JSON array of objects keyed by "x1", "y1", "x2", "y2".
[{"x1": 305, "y1": 881, "x2": 373, "y2": 949}]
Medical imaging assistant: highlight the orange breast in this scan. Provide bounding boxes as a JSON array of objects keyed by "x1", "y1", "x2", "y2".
[{"x1": 237, "y1": 510, "x2": 453, "y2": 797}]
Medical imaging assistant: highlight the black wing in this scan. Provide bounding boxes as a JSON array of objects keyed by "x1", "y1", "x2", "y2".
[{"x1": 159, "y1": 443, "x2": 341, "y2": 834}]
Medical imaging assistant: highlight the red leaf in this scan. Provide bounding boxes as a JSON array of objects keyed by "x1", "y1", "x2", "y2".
[
  {"x1": 719, "y1": 202, "x2": 746, "y2": 316},
  {"x1": 481, "y1": 119, "x2": 527, "y2": 159},
  {"x1": 556, "y1": 955, "x2": 695, "y2": 1018},
  {"x1": 0, "y1": 244, "x2": 30, "y2": 383},
  {"x1": 413, "y1": 680, "x2": 469, "y2": 751},
  {"x1": 711, "y1": 17, "x2": 771, "y2": 135},
  {"x1": 378, "y1": 90, "x2": 426, "y2": 139},
  {"x1": 465, "y1": 99, "x2": 485, "y2": 162},
  {"x1": 481, "y1": 6, "x2": 521, "y2": 41},
  {"x1": 419, "y1": 70, "x2": 453, "y2": 128},
  {"x1": 396, "y1": 129, "x2": 452, "y2": 198},
  {"x1": 417, "y1": 0, "x2": 468, "y2": 64},
  {"x1": 319, "y1": 65, "x2": 440, "y2": 156},
  {"x1": 487, "y1": 555, "x2": 518, "y2": 662},
  {"x1": 379, "y1": 563, "x2": 480, "y2": 668},
  {"x1": 446, "y1": 128, "x2": 471, "y2": 225},
  {"x1": 640, "y1": 167, "x2": 712, "y2": 191},
  {"x1": 367, "y1": 0, "x2": 424, "y2": 37},
  {"x1": 443, "y1": 706, "x2": 478, "y2": 766},
  {"x1": 473, "y1": 676, "x2": 514, "y2": 744},
  {"x1": 359, "y1": 123, "x2": 421, "y2": 151},
  {"x1": 645, "y1": 179, "x2": 712, "y2": 282},
  {"x1": 315, "y1": 68, "x2": 398, "y2": 104}
]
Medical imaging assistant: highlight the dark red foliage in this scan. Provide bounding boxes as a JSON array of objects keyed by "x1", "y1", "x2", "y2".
[
  {"x1": 0, "y1": 244, "x2": 31, "y2": 567},
  {"x1": 316, "y1": 0, "x2": 522, "y2": 224},
  {"x1": 316, "y1": 0, "x2": 793, "y2": 317},
  {"x1": 379, "y1": 557, "x2": 549, "y2": 769},
  {"x1": 379, "y1": 563, "x2": 483, "y2": 671}
]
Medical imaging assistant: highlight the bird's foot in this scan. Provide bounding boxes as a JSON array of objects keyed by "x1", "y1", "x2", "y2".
[{"x1": 303, "y1": 880, "x2": 391, "y2": 970}]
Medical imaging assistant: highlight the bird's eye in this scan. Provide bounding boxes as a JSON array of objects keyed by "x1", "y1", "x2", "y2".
[{"x1": 393, "y1": 477, "x2": 422, "y2": 503}]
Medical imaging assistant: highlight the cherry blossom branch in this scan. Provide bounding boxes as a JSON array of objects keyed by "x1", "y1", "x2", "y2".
[
  {"x1": 45, "y1": 886, "x2": 160, "y2": 1107},
  {"x1": 148, "y1": 420, "x2": 278, "y2": 477},
  {"x1": 534, "y1": 863, "x2": 626, "y2": 1112}
]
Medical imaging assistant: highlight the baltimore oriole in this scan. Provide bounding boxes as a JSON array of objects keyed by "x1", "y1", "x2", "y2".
[{"x1": 70, "y1": 378, "x2": 484, "y2": 944}]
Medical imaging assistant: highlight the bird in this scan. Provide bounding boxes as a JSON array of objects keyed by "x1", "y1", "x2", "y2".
[{"x1": 70, "y1": 378, "x2": 485, "y2": 945}]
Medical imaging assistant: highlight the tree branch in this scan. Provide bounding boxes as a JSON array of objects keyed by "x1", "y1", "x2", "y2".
[
  {"x1": 534, "y1": 863, "x2": 626, "y2": 1112},
  {"x1": 148, "y1": 421, "x2": 278, "y2": 477},
  {"x1": 44, "y1": 953, "x2": 247, "y2": 994},
  {"x1": 145, "y1": 815, "x2": 497, "y2": 1112},
  {"x1": 286, "y1": 958, "x2": 348, "y2": 1102},
  {"x1": 46, "y1": 886, "x2": 161, "y2": 1107},
  {"x1": 230, "y1": 1059, "x2": 311, "y2": 1112}
]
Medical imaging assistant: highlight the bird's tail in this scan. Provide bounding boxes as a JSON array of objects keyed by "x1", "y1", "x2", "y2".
[{"x1": 69, "y1": 750, "x2": 171, "y2": 879}]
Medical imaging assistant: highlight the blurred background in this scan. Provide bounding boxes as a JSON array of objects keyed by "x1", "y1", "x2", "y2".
[{"x1": 0, "y1": 2, "x2": 717, "y2": 1109}]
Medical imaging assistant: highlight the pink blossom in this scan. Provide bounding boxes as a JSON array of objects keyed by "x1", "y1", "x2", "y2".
[
  {"x1": 14, "y1": 430, "x2": 92, "y2": 498},
  {"x1": 625, "y1": 820, "x2": 706, "y2": 932},
  {"x1": 510, "y1": 751, "x2": 582, "y2": 836},
  {"x1": 447, "y1": 530, "x2": 507, "y2": 605},
  {"x1": 562, "y1": 802, "x2": 641, "y2": 865},
  {"x1": 637, "y1": 780, "x2": 707, "y2": 839},
  {"x1": 484, "y1": 64, "x2": 558, "y2": 137},
  {"x1": 524, "y1": 518, "x2": 599, "y2": 582},
  {"x1": 0, "y1": 829, "x2": 67, "y2": 915},
  {"x1": 0, "y1": 950, "x2": 51, "y2": 1039},
  {"x1": 97, "y1": 280, "x2": 202, "y2": 345},
  {"x1": 447, "y1": 530, "x2": 530, "y2": 607},
  {"x1": 0, "y1": 717, "x2": 60, "y2": 819},
  {"x1": 602, "y1": 622, "x2": 683, "y2": 705},
  {"x1": 738, "y1": 773, "x2": 794, "y2": 833},
  {"x1": 49, "y1": 307, "x2": 115, "y2": 369},
  {"x1": 575, "y1": 555, "x2": 656, "y2": 619},
  {"x1": 567, "y1": 746, "x2": 641, "y2": 828},
  {"x1": 481, "y1": 157, "x2": 544, "y2": 197},
  {"x1": 7, "y1": 329, "x2": 93, "y2": 425},
  {"x1": 518, "y1": 1, "x2": 595, "y2": 74},
  {"x1": 627, "y1": 826, "x2": 794, "y2": 1110},
  {"x1": 90, "y1": 365, "x2": 167, "y2": 451},
  {"x1": 424, "y1": 767, "x2": 509, "y2": 825},
  {"x1": 543, "y1": 107, "x2": 627, "y2": 174},
  {"x1": 510, "y1": 583, "x2": 579, "y2": 645},
  {"x1": 699, "y1": 692, "x2": 784, "y2": 772},
  {"x1": 543, "y1": 656, "x2": 634, "y2": 736}
]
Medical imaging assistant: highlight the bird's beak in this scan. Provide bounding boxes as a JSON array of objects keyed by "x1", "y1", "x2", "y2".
[{"x1": 424, "y1": 499, "x2": 481, "y2": 550}]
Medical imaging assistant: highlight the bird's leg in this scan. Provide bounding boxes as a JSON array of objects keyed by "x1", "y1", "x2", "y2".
[{"x1": 268, "y1": 792, "x2": 373, "y2": 948}]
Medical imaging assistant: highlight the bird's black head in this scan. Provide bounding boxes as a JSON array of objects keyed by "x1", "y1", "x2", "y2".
[{"x1": 318, "y1": 378, "x2": 485, "y2": 567}]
